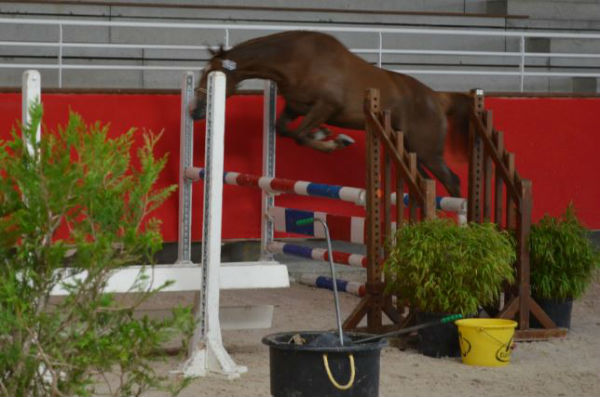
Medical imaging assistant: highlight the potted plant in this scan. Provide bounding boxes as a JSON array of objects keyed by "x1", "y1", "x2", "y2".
[
  {"x1": 529, "y1": 203, "x2": 600, "y2": 328},
  {"x1": 384, "y1": 218, "x2": 516, "y2": 357}
]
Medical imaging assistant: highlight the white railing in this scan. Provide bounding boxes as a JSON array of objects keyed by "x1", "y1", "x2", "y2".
[{"x1": 1, "y1": 17, "x2": 600, "y2": 91}]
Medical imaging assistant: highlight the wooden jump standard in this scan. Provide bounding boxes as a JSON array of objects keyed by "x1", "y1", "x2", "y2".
[
  {"x1": 346, "y1": 88, "x2": 566, "y2": 339},
  {"x1": 468, "y1": 90, "x2": 567, "y2": 340}
]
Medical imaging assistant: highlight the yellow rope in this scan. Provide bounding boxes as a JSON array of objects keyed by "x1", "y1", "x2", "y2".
[{"x1": 322, "y1": 353, "x2": 355, "y2": 391}]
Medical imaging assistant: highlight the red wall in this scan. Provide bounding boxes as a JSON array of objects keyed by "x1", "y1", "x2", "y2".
[{"x1": 1, "y1": 93, "x2": 598, "y2": 243}]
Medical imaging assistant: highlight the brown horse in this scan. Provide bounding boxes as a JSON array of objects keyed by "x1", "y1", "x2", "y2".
[{"x1": 190, "y1": 30, "x2": 472, "y2": 197}]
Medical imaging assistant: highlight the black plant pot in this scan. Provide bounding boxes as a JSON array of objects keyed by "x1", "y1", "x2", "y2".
[
  {"x1": 416, "y1": 312, "x2": 461, "y2": 358},
  {"x1": 530, "y1": 298, "x2": 573, "y2": 329}
]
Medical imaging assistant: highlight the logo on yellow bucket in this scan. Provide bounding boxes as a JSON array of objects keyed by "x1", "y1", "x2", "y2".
[
  {"x1": 458, "y1": 332, "x2": 471, "y2": 357},
  {"x1": 495, "y1": 337, "x2": 513, "y2": 363}
]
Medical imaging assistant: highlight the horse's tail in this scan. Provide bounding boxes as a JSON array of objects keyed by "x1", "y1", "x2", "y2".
[{"x1": 438, "y1": 92, "x2": 473, "y2": 160}]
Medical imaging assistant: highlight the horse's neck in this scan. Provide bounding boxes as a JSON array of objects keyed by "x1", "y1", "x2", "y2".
[
  {"x1": 234, "y1": 67, "x2": 283, "y2": 84},
  {"x1": 227, "y1": 46, "x2": 286, "y2": 85}
]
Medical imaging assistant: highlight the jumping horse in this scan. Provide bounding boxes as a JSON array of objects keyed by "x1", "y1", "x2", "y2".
[{"x1": 190, "y1": 31, "x2": 472, "y2": 197}]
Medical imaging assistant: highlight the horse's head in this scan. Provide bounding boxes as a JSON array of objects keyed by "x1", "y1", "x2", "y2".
[{"x1": 190, "y1": 46, "x2": 240, "y2": 120}]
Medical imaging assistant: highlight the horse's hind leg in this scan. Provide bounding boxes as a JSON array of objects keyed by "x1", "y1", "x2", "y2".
[{"x1": 420, "y1": 156, "x2": 462, "y2": 197}]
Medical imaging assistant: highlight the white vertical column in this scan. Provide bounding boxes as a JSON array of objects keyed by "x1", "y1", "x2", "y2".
[
  {"x1": 183, "y1": 71, "x2": 246, "y2": 379},
  {"x1": 260, "y1": 80, "x2": 277, "y2": 260},
  {"x1": 21, "y1": 70, "x2": 41, "y2": 157},
  {"x1": 177, "y1": 72, "x2": 195, "y2": 264}
]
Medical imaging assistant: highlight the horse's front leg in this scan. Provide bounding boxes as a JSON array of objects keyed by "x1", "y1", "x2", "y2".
[
  {"x1": 286, "y1": 101, "x2": 354, "y2": 152},
  {"x1": 275, "y1": 106, "x2": 299, "y2": 139}
]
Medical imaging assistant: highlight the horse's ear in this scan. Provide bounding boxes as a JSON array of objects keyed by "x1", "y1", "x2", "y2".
[
  {"x1": 207, "y1": 44, "x2": 227, "y2": 58},
  {"x1": 207, "y1": 45, "x2": 217, "y2": 57}
]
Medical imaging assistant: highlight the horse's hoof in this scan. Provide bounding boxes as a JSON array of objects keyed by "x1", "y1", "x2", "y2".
[
  {"x1": 312, "y1": 128, "x2": 332, "y2": 141},
  {"x1": 335, "y1": 134, "x2": 355, "y2": 148}
]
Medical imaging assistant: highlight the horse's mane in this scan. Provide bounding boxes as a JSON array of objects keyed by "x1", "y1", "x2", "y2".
[
  {"x1": 212, "y1": 31, "x2": 319, "y2": 61},
  {"x1": 209, "y1": 44, "x2": 228, "y2": 58}
]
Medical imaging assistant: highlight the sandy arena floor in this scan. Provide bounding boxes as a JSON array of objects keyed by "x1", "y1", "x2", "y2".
[{"x1": 140, "y1": 277, "x2": 600, "y2": 397}]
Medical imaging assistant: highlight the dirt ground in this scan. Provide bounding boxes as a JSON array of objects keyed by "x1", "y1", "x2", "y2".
[{"x1": 142, "y1": 277, "x2": 600, "y2": 397}]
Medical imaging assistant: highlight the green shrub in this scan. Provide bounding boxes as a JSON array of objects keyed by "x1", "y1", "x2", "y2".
[
  {"x1": 384, "y1": 218, "x2": 516, "y2": 315},
  {"x1": 0, "y1": 104, "x2": 193, "y2": 397},
  {"x1": 529, "y1": 203, "x2": 600, "y2": 301}
]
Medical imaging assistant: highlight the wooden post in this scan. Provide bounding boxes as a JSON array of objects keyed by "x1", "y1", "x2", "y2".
[
  {"x1": 422, "y1": 179, "x2": 436, "y2": 220},
  {"x1": 468, "y1": 89, "x2": 485, "y2": 223},
  {"x1": 407, "y1": 153, "x2": 418, "y2": 222},
  {"x1": 517, "y1": 180, "x2": 532, "y2": 330},
  {"x1": 395, "y1": 131, "x2": 405, "y2": 229},
  {"x1": 483, "y1": 111, "x2": 493, "y2": 222},
  {"x1": 493, "y1": 130, "x2": 504, "y2": 226},
  {"x1": 383, "y1": 110, "x2": 393, "y2": 253},
  {"x1": 505, "y1": 153, "x2": 517, "y2": 230}
]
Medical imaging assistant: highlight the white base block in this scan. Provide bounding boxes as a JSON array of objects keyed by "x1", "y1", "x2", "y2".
[
  {"x1": 50, "y1": 261, "x2": 289, "y2": 295},
  {"x1": 179, "y1": 338, "x2": 248, "y2": 379}
]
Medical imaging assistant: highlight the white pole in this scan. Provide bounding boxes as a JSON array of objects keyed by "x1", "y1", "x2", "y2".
[
  {"x1": 21, "y1": 70, "x2": 41, "y2": 157},
  {"x1": 182, "y1": 71, "x2": 246, "y2": 379}
]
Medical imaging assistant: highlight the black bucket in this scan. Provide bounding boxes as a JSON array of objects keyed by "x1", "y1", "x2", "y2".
[
  {"x1": 262, "y1": 331, "x2": 387, "y2": 397},
  {"x1": 416, "y1": 312, "x2": 461, "y2": 358}
]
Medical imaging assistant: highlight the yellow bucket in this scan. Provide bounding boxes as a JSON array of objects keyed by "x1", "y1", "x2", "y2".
[{"x1": 455, "y1": 318, "x2": 517, "y2": 367}]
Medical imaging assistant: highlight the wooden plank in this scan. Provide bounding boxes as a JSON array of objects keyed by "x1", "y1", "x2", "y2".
[
  {"x1": 498, "y1": 296, "x2": 519, "y2": 319},
  {"x1": 343, "y1": 296, "x2": 370, "y2": 330},
  {"x1": 364, "y1": 88, "x2": 383, "y2": 331},
  {"x1": 467, "y1": 119, "x2": 482, "y2": 223},
  {"x1": 517, "y1": 180, "x2": 533, "y2": 329},
  {"x1": 408, "y1": 153, "x2": 418, "y2": 222},
  {"x1": 483, "y1": 111, "x2": 493, "y2": 221},
  {"x1": 528, "y1": 297, "x2": 557, "y2": 329},
  {"x1": 515, "y1": 328, "x2": 568, "y2": 340},
  {"x1": 383, "y1": 110, "x2": 392, "y2": 256},
  {"x1": 493, "y1": 130, "x2": 504, "y2": 226},
  {"x1": 422, "y1": 179, "x2": 436, "y2": 220},
  {"x1": 395, "y1": 131, "x2": 405, "y2": 229},
  {"x1": 506, "y1": 153, "x2": 517, "y2": 230}
]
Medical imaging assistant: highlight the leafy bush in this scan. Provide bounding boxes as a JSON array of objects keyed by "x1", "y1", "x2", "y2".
[
  {"x1": 384, "y1": 218, "x2": 516, "y2": 315},
  {"x1": 529, "y1": 203, "x2": 600, "y2": 301},
  {"x1": 0, "y1": 104, "x2": 193, "y2": 397}
]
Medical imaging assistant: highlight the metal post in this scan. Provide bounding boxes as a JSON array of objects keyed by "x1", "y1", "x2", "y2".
[
  {"x1": 176, "y1": 71, "x2": 195, "y2": 265},
  {"x1": 58, "y1": 24, "x2": 63, "y2": 89},
  {"x1": 261, "y1": 80, "x2": 277, "y2": 260},
  {"x1": 378, "y1": 31, "x2": 383, "y2": 68},
  {"x1": 519, "y1": 35, "x2": 525, "y2": 93}
]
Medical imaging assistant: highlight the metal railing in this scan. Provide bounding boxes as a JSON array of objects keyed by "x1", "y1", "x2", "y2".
[{"x1": 1, "y1": 17, "x2": 600, "y2": 91}]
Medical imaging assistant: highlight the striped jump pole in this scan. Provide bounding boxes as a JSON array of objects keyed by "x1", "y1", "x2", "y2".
[
  {"x1": 185, "y1": 167, "x2": 366, "y2": 205},
  {"x1": 184, "y1": 168, "x2": 467, "y2": 221},
  {"x1": 298, "y1": 274, "x2": 366, "y2": 298},
  {"x1": 267, "y1": 241, "x2": 367, "y2": 268}
]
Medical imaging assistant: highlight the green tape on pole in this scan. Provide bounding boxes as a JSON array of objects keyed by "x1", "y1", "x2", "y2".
[{"x1": 295, "y1": 217, "x2": 315, "y2": 226}]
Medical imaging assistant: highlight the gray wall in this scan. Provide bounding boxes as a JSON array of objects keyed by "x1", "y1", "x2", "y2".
[{"x1": 0, "y1": 1, "x2": 598, "y2": 93}]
